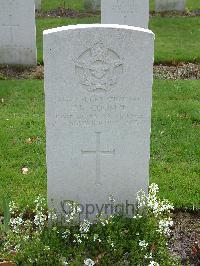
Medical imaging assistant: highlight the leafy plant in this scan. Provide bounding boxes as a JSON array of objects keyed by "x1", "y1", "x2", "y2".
[{"x1": 0, "y1": 184, "x2": 181, "y2": 265}]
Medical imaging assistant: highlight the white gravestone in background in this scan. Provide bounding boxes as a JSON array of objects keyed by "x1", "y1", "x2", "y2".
[
  {"x1": 35, "y1": 0, "x2": 41, "y2": 10},
  {"x1": 44, "y1": 25, "x2": 154, "y2": 219},
  {"x1": 101, "y1": 0, "x2": 149, "y2": 29},
  {"x1": 155, "y1": 0, "x2": 185, "y2": 12},
  {"x1": 0, "y1": 0, "x2": 37, "y2": 65},
  {"x1": 84, "y1": 0, "x2": 101, "y2": 12}
]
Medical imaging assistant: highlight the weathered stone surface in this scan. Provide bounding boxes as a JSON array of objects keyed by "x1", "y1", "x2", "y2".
[
  {"x1": 35, "y1": 0, "x2": 41, "y2": 10},
  {"x1": 44, "y1": 24, "x2": 154, "y2": 219},
  {"x1": 155, "y1": 0, "x2": 186, "y2": 12},
  {"x1": 0, "y1": 0, "x2": 37, "y2": 65},
  {"x1": 84, "y1": 0, "x2": 101, "y2": 12},
  {"x1": 101, "y1": 0, "x2": 149, "y2": 28}
]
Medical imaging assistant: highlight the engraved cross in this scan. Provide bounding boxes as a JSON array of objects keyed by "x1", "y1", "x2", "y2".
[{"x1": 81, "y1": 132, "x2": 115, "y2": 185}]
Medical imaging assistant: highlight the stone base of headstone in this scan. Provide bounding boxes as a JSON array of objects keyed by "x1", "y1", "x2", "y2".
[
  {"x1": 84, "y1": 0, "x2": 101, "y2": 12},
  {"x1": 155, "y1": 0, "x2": 185, "y2": 12}
]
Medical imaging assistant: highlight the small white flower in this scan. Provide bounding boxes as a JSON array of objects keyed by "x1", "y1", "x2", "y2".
[
  {"x1": 44, "y1": 245, "x2": 50, "y2": 251},
  {"x1": 157, "y1": 218, "x2": 173, "y2": 236},
  {"x1": 136, "y1": 189, "x2": 147, "y2": 208},
  {"x1": 108, "y1": 194, "x2": 116, "y2": 203},
  {"x1": 48, "y1": 210, "x2": 57, "y2": 222},
  {"x1": 149, "y1": 183, "x2": 159, "y2": 194},
  {"x1": 93, "y1": 234, "x2": 101, "y2": 242},
  {"x1": 144, "y1": 252, "x2": 152, "y2": 259},
  {"x1": 10, "y1": 216, "x2": 24, "y2": 232},
  {"x1": 62, "y1": 229, "x2": 70, "y2": 239},
  {"x1": 148, "y1": 261, "x2": 159, "y2": 266},
  {"x1": 80, "y1": 220, "x2": 92, "y2": 234},
  {"x1": 9, "y1": 201, "x2": 18, "y2": 214},
  {"x1": 84, "y1": 258, "x2": 95, "y2": 266},
  {"x1": 34, "y1": 211, "x2": 47, "y2": 230},
  {"x1": 73, "y1": 233, "x2": 82, "y2": 244},
  {"x1": 133, "y1": 214, "x2": 142, "y2": 219},
  {"x1": 139, "y1": 240, "x2": 148, "y2": 250}
]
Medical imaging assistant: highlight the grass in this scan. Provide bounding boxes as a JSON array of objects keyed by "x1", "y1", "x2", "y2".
[
  {"x1": 36, "y1": 16, "x2": 200, "y2": 64},
  {"x1": 42, "y1": 0, "x2": 84, "y2": 12},
  {"x1": 0, "y1": 80, "x2": 46, "y2": 209},
  {"x1": 150, "y1": 0, "x2": 200, "y2": 11},
  {"x1": 0, "y1": 79, "x2": 199, "y2": 211},
  {"x1": 36, "y1": 17, "x2": 99, "y2": 63},
  {"x1": 150, "y1": 17, "x2": 200, "y2": 63},
  {"x1": 151, "y1": 80, "x2": 200, "y2": 208},
  {"x1": 41, "y1": 0, "x2": 200, "y2": 12}
]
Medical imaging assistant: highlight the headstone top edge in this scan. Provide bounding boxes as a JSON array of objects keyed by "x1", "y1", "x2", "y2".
[{"x1": 43, "y1": 24, "x2": 154, "y2": 36}]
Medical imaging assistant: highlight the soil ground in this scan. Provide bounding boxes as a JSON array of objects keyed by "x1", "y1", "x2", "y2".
[
  {"x1": 36, "y1": 8, "x2": 200, "y2": 19},
  {"x1": 0, "y1": 63, "x2": 200, "y2": 80},
  {"x1": 169, "y1": 211, "x2": 200, "y2": 266}
]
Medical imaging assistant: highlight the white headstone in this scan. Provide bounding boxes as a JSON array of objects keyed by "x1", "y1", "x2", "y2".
[
  {"x1": 155, "y1": 0, "x2": 185, "y2": 12},
  {"x1": 35, "y1": 0, "x2": 41, "y2": 10},
  {"x1": 101, "y1": 0, "x2": 149, "y2": 29},
  {"x1": 0, "y1": 0, "x2": 37, "y2": 66},
  {"x1": 84, "y1": 0, "x2": 101, "y2": 12},
  {"x1": 44, "y1": 24, "x2": 154, "y2": 219}
]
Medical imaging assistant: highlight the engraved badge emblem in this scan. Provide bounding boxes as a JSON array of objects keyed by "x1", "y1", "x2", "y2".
[{"x1": 75, "y1": 42, "x2": 123, "y2": 92}]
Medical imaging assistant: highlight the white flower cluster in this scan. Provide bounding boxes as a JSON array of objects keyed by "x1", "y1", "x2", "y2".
[
  {"x1": 48, "y1": 209, "x2": 57, "y2": 223},
  {"x1": 10, "y1": 216, "x2": 23, "y2": 233},
  {"x1": 148, "y1": 261, "x2": 159, "y2": 266},
  {"x1": 33, "y1": 196, "x2": 47, "y2": 231},
  {"x1": 136, "y1": 183, "x2": 174, "y2": 217},
  {"x1": 139, "y1": 240, "x2": 148, "y2": 250},
  {"x1": 136, "y1": 189, "x2": 147, "y2": 208},
  {"x1": 34, "y1": 196, "x2": 46, "y2": 212},
  {"x1": 73, "y1": 233, "x2": 82, "y2": 244},
  {"x1": 136, "y1": 183, "x2": 174, "y2": 238},
  {"x1": 147, "y1": 184, "x2": 174, "y2": 217},
  {"x1": 84, "y1": 258, "x2": 95, "y2": 266},
  {"x1": 64, "y1": 201, "x2": 81, "y2": 223},
  {"x1": 108, "y1": 194, "x2": 116, "y2": 203},
  {"x1": 62, "y1": 229, "x2": 70, "y2": 240},
  {"x1": 93, "y1": 234, "x2": 101, "y2": 243},
  {"x1": 144, "y1": 252, "x2": 153, "y2": 259},
  {"x1": 62, "y1": 260, "x2": 68, "y2": 265},
  {"x1": 9, "y1": 201, "x2": 18, "y2": 214},
  {"x1": 137, "y1": 184, "x2": 174, "y2": 215},
  {"x1": 34, "y1": 212, "x2": 47, "y2": 230},
  {"x1": 157, "y1": 217, "x2": 173, "y2": 236},
  {"x1": 80, "y1": 219, "x2": 92, "y2": 234},
  {"x1": 107, "y1": 237, "x2": 115, "y2": 248},
  {"x1": 133, "y1": 214, "x2": 142, "y2": 219}
]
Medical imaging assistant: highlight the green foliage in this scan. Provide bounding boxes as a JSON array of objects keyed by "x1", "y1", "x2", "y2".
[
  {"x1": 41, "y1": 0, "x2": 200, "y2": 12},
  {"x1": 36, "y1": 16, "x2": 200, "y2": 64},
  {"x1": 0, "y1": 187, "x2": 181, "y2": 265},
  {"x1": 150, "y1": 17, "x2": 200, "y2": 63},
  {"x1": 151, "y1": 80, "x2": 200, "y2": 209},
  {"x1": 2, "y1": 197, "x2": 11, "y2": 232},
  {"x1": 42, "y1": 0, "x2": 84, "y2": 12}
]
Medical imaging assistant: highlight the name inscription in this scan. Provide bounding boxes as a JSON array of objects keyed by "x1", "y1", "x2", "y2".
[{"x1": 54, "y1": 95, "x2": 147, "y2": 127}]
